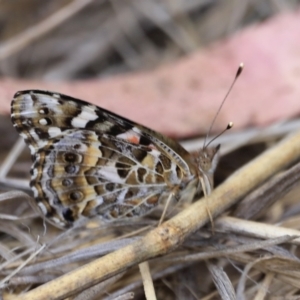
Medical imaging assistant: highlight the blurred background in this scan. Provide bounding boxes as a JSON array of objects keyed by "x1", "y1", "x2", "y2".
[{"x1": 0, "y1": 0, "x2": 299, "y2": 79}]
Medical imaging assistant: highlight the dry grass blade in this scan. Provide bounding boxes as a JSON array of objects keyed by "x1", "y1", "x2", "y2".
[
  {"x1": 103, "y1": 264, "x2": 187, "y2": 300},
  {"x1": 139, "y1": 261, "x2": 156, "y2": 300},
  {"x1": 165, "y1": 235, "x2": 298, "y2": 264},
  {"x1": 114, "y1": 292, "x2": 135, "y2": 300},
  {"x1": 236, "y1": 255, "x2": 300, "y2": 298},
  {"x1": 18, "y1": 238, "x2": 138, "y2": 276},
  {"x1": 8, "y1": 130, "x2": 300, "y2": 299},
  {"x1": 206, "y1": 260, "x2": 236, "y2": 300},
  {"x1": 216, "y1": 217, "x2": 300, "y2": 244},
  {"x1": 73, "y1": 272, "x2": 125, "y2": 300},
  {"x1": 0, "y1": 244, "x2": 45, "y2": 289},
  {"x1": 0, "y1": 138, "x2": 24, "y2": 178},
  {"x1": 253, "y1": 272, "x2": 275, "y2": 300},
  {"x1": 234, "y1": 160, "x2": 300, "y2": 220}
]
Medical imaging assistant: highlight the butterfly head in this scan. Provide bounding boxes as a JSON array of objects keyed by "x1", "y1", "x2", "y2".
[{"x1": 196, "y1": 144, "x2": 220, "y2": 196}]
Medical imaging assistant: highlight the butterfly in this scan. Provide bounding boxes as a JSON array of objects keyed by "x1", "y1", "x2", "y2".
[{"x1": 11, "y1": 90, "x2": 220, "y2": 228}]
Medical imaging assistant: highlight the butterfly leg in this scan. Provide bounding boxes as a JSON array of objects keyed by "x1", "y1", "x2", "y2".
[
  {"x1": 205, "y1": 203, "x2": 215, "y2": 234},
  {"x1": 199, "y1": 177, "x2": 215, "y2": 233},
  {"x1": 158, "y1": 186, "x2": 180, "y2": 226},
  {"x1": 158, "y1": 192, "x2": 173, "y2": 226}
]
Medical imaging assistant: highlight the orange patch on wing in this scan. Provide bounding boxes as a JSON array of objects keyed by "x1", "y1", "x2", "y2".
[{"x1": 128, "y1": 135, "x2": 140, "y2": 144}]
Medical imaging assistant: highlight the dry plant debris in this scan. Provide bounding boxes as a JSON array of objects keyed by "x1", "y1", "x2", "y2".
[
  {"x1": 1, "y1": 1, "x2": 300, "y2": 300},
  {"x1": 1, "y1": 121, "x2": 300, "y2": 299}
]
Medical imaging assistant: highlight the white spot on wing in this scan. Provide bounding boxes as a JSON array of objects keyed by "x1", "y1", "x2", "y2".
[
  {"x1": 31, "y1": 186, "x2": 39, "y2": 198},
  {"x1": 149, "y1": 148, "x2": 161, "y2": 157},
  {"x1": 20, "y1": 133, "x2": 27, "y2": 139},
  {"x1": 29, "y1": 129, "x2": 47, "y2": 147},
  {"x1": 95, "y1": 196, "x2": 104, "y2": 206},
  {"x1": 132, "y1": 127, "x2": 141, "y2": 133},
  {"x1": 48, "y1": 127, "x2": 62, "y2": 138},
  {"x1": 71, "y1": 118, "x2": 89, "y2": 128},
  {"x1": 37, "y1": 140, "x2": 48, "y2": 148},
  {"x1": 31, "y1": 168, "x2": 38, "y2": 180},
  {"x1": 39, "y1": 119, "x2": 47, "y2": 125},
  {"x1": 98, "y1": 166, "x2": 125, "y2": 183},
  {"x1": 71, "y1": 106, "x2": 98, "y2": 128},
  {"x1": 38, "y1": 202, "x2": 48, "y2": 215},
  {"x1": 52, "y1": 217, "x2": 63, "y2": 225},
  {"x1": 81, "y1": 106, "x2": 98, "y2": 120},
  {"x1": 29, "y1": 145, "x2": 36, "y2": 155}
]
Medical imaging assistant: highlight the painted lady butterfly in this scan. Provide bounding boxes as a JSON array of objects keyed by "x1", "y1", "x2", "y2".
[{"x1": 11, "y1": 90, "x2": 220, "y2": 228}]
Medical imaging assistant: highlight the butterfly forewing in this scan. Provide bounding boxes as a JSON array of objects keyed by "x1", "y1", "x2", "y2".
[{"x1": 11, "y1": 90, "x2": 208, "y2": 227}]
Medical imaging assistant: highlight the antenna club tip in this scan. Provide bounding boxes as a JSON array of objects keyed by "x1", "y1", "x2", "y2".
[
  {"x1": 227, "y1": 122, "x2": 234, "y2": 129},
  {"x1": 236, "y1": 63, "x2": 244, "y2": 77}
]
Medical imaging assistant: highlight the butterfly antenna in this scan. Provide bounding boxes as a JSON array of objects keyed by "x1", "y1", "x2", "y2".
[
  {"x1": 203, "y1": 62, "x2": 244, "y2": 149},
  {"x1": 206, "y1": 122, "x2": 233, "y2": 148}
]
